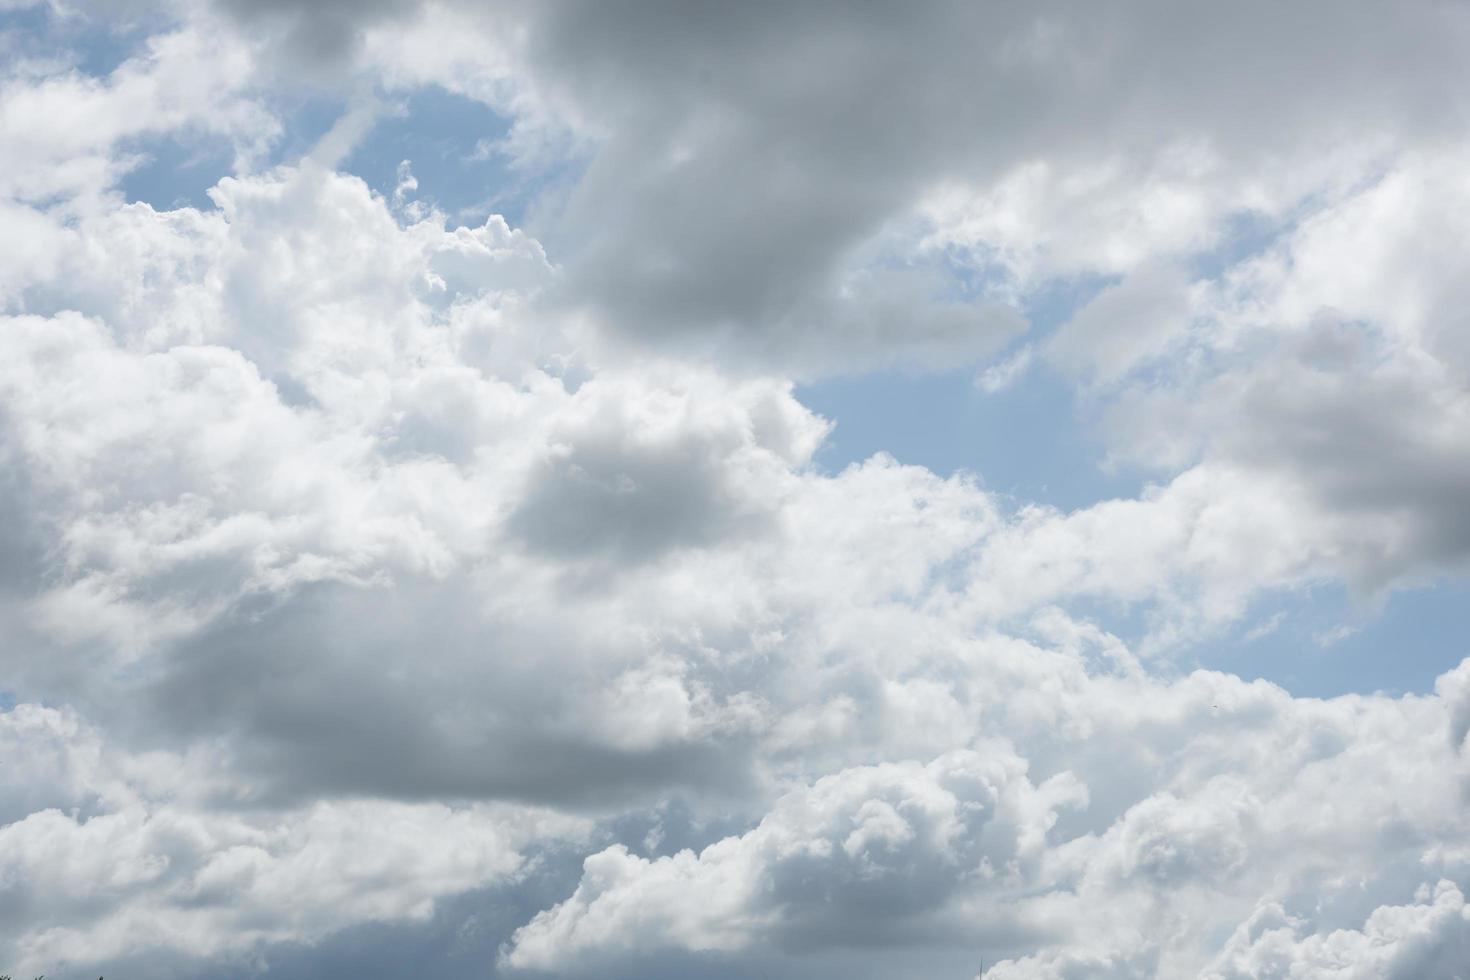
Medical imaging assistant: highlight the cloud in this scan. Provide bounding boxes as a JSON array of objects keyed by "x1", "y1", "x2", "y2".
[
  {"x1": 494, "y1": 659, "x2": 1470, "y2": 976},
  {"x1": 2, "y1": 148, "x2": 1466, "y2": 968},
  {"x1": 1077, "y1": 150, "x2": 1470, "y2": 592},
  {"x1": 1203, "y1": 882, "x2": 1470, "y2": 980},
  {"x1": 3, "y1": 3, "x2": 1470, "y2": 978},
  {"x1": 976, "y1": 345, "x2": 1034, "y2": 394},
  {"x1": 0, "y1": 702, "x2": 589, "y2": 974},
  {"x1": 209, "y1": 0, "x2": 418, "y2": 73},
  {"x1": 235, "y1": 0, "x2": 1451, "y2": 372},
  {"x1": 504, "y1": 370, "x2": 821, "y2": 566},
  {"x1": 502, "y1": 746, "x2": 1084, "y2": 971},
  {"x1": 1045, "y1": 266, "x2": 1198, "y2": 386},
  {"x1": 0, "y1": 21, "x2": 275, "y2": 206}
]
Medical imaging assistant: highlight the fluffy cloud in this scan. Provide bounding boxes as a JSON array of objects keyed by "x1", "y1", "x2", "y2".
[
  {"x1": 503, "y1": 747, "x2": 1085, "y2": 971},
  {"x1": 3, "y1": 2, "x2": 1470, "y2": 978},
  {"x1": 1203, "y1": 882, "x2": 1470, "y2": 980},
  {"x1": 0, "y1": 703, "x2": 588, "y2": 974},
  {"x1": 497, "y1": 661, "x2": 1470, "y2": 976},
  {"x1": 1061, "y1": 147, "x2": 1470, "y2": 594},
  {"x1": 2, "y1": 153, "x2": 1467, "y2": 969},
  {"x1": 428, "y1": 1, "x2": 1465, "y2": 352},
  {"x1": 0, "y1": 19, "x2": 274, "y2": 207},
  {"x1": 176, "y1": 0, "x2": 1463, "y2": 371}
]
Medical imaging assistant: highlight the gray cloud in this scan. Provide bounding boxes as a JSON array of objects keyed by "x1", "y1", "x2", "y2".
[
  {"x1": 193, "y1": 0, "x2": 1470, "y2": 371},
  {"x1": 1220, "y1": 324, "x2": 1470, "y2": 580},
  {"x1": 480, "y1": 0, "x2": 1468, "y2": 369},
  {"x1": 117, "y1": 581, "x2": 766, "y2": 808},
  {"x1": 209, "y1": 0, "x2": 418, "y2": 76},
  {"x1": 501, "y1": 746, "x2": 1077, "y2": 971}
]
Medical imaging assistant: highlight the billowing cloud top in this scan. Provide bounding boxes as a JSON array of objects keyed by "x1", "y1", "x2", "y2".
[{"x1": 2, "y1": 1, "x2": 1470, "y2": 978}]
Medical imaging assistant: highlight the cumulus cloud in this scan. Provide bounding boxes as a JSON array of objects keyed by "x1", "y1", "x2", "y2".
[
  {"x1": 182, "y1": 0, "x2": 1459, "y2": 371},
  {"x1": 0, "y1": 703, "x2": 588, "y2": 975},
  {"x1": 1069, "y1": 148, "x2": 1470, "y2": 592},
  {"x1": 435, "y1": 1, "x2": 1467, "y2": 365},
  {"x1": 1204, "y1": 882, "x2": 1470, "y2": 980},
  {"x1": 0, "y1": 19, "x2": 275, "y2": 207},
  {"x1": 503, "y1": 747, "x2": 1084, "y2": 971},
  {"x1": 495, "y1": 662, "x2": 1470, "y2": 976},
  {"x1": 3, "y1": 1, "x2": 1470, "y2": 978}
]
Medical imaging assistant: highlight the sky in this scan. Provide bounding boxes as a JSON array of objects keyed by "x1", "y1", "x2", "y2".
[{"x1": 2, "y1": 1, "x2": 1470, "y2": 978}]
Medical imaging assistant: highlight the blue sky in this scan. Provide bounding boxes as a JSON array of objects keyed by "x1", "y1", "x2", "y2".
[{"x1": 3, "y1": 3, "x2": 1470, "y2": 979}]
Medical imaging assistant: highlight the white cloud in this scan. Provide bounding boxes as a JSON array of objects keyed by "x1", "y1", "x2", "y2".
[
  {"x1": 0, "y1": 23, "x2": 275, "y2": 207},
  {"x1": 0, "y1": 702, "x2": 589, "y2": 975},
  {"x1": 502, "y1": 746, "x2": 1086, "y2": 971},
  {"x1": 1203, "y1": 881, "x2": 1470, "y2": 980},
  {"x1": 3, "y1": 3, "x2": 1470, "y2": 977},
  {"x1": 976, "y1": 345, "x2": 1034, "y2": 394}
]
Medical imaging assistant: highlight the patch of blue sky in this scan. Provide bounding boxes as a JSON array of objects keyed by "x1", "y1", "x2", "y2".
[
  {"x1": 1188, "y1": 579, "x2": 1470, "y2": 698},
  {"x1": 341, "y1": 87, "x2": 538, "y2": 228},
  {"x1": 799, "y1": 208, "x2": 1317, "y2": 520},
  {"x1": 798, "y1": 270, "x2": 1135, "y2": 513},
  {"x1": 120, "y1": 86, "x2": 541, "y2": 229},
  {"x1": 0, "y1": 2, "x2": 166, "y2": 79},
  {"x1": 267, "y1": 91, "x2": 360, "y2": 167},
  {"x1": 800, "y1": 240, "x2": 1468, "y2": 699},
  {"x1": 1187, "y1": 206, "x2": 1286, "y2": 281},
  {"x1": 118, "y1": 86, "x2": 346, "y2": 210},
  {"x1": 4, "y1": 2, "x2": 551, "y2": 229},
  {"x1": 801, "y1": 363, "x2": 1140, "y2": 512},
  {"x1": 1045, "y1": 593, "x2": 1152, "y2": 654},
  {"x1": 119, "y1": 129, "x2": 241, "y2": 211},
  {"x1": 1025, "y1": 578, "x2": 1468, "y2": 699}
]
